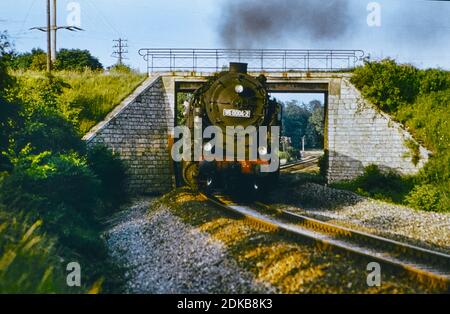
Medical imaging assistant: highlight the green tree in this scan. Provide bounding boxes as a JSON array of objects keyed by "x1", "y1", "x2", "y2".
[
  {"x1": 308, "y1": 100, "x2": 324, "y2": 136},
  {"x1": 0, "y1": 33, "x2": 21, "y2": 171},
  {"x1": 281, "y1": 100, "x2": 310, "y2": 150},
  {"x1": 55, "y1": 49, "x2": 103, "y2": 71},
  {"x1": 0, "y1": 31, "x2": 15, "y2": 66},
  {"x1": 9, "y1": 48, "x2": 47, "y2": 71},
  {"x1": 305, "y1": 100, "x2": 324, "y2": 148}
]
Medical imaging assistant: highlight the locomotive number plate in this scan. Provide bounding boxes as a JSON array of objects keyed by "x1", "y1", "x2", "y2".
[{"x1": 223, "y1": 109, "x2": 251, "y2": 118}]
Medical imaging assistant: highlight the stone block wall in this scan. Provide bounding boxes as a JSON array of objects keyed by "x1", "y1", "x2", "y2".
[
  {"x1": 327, "y1": 78, "x2": 430, "y2": 182},
  {"x1": 83, "y1": 76, "x2": 174, "y2": 194}
]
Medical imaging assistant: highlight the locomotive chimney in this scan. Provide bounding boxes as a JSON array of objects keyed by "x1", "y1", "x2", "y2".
[{"x1": 229, "y1": 62, "x2": 248, "y2": 74}]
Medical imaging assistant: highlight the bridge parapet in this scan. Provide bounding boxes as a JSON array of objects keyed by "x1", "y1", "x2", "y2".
[{"x1": 139, "y1": 48, "x2": 365, "y2": 74}]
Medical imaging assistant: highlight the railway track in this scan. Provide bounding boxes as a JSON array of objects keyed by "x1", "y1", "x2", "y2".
[
  {"x1": 201, "y1": 193, "x2": 450, "y2": 290},
  {"x1": 279, "y1": 155, "x2": 320, "y2": 172}
]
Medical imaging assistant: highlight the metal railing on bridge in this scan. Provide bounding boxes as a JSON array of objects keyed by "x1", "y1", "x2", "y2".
[{"x1": 138, "y1": 48, "x2": 365, "y2": 74}]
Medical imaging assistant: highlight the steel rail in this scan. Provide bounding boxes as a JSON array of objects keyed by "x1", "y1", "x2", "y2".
[
  {"x1": 201, "y1": 193, "x2": 450, "y2": 290},
  {"x1": 279, "y1": 155, "x2": 319, "y2": 170}
]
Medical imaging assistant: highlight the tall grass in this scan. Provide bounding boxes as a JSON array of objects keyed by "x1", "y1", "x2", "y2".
[
  {"x1": 0, "y1": 211, "x2": 68, "y2": 293},
  {"x1": 12, "y1": 69, "x2": 146, "y2": 134}
]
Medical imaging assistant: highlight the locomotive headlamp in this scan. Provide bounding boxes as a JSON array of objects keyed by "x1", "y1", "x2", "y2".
[
  {"x1": 258, "y1": 146, "x2": 268, "y2": 156},
  {"x1": 234, "y1": 84, "x2": 244, "y2": 94},
  {"x1": 204, "y1": 142, "x2": 213, "y2": 152}
]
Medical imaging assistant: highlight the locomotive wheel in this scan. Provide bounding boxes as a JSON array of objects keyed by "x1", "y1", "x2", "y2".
[{"x1": 182, "y1": 162, "x2": 200, "y2": 190}]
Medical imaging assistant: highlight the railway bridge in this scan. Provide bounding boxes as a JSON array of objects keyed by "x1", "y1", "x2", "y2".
[{"x1": 83, "y1": 49, "x2": 429, "y2": 194}]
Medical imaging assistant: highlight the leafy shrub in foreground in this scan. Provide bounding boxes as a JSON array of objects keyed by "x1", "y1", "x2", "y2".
[
  {"x1": 87, "y1": 144, "x2": 128, "y2": 213},
  {"x1": 332, "y1": 165, "x2": 414, "y2": 204},
  {"x1": 13, "y1": 106, "x2": 84, "y2": 155},
  {"x1": 0, "y1": 145, "x2": 121, "y2": 290},
  {"x1": 0, "y1": 149, "x2": 107, "y2": 257},
  {"x1": 405, "y1": 184, "x2": 443, "y2": 212},
  {"x1": 1, "y1": 149, "x2": 100, "y2": 217}
]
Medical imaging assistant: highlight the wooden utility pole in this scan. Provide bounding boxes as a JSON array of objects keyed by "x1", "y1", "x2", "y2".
[
  {"x1": 30, "y1": 0, "x2": 83, "y2": 72},
  {"x1": 52, "y1": 0, "x2": 57, "y2": 63},
  {"x1": 46, "y1": 0, "x2": 52, "y2": 71}
]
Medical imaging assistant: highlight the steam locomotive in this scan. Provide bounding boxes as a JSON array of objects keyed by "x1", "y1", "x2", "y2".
[{"x1": 180, "y1": 62, "x2": 281, "y2": 195}]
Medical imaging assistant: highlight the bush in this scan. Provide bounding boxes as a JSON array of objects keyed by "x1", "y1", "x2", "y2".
[
  {"x1": 13, "y1": 106, "x2": 84, "y2": 154},
  {"x1": 29, "y1": 52, "x2": 47, "y2": 71},
  {"x1": 405, "y1": 184, "x2": 443, "y2": 212},
  {"x1": 278, "y1": 151, "x2": 290, "y2": 161},
  {"x1": 109, "y1": 64, "x2": 133, "y2": 74},
  {"x1": 87, "y1": 145, "x2": 128, "y2": 212},
  {"x1": 332, "y1": 165, "x2": 414, "y2": 203},
  {"x1": 0, "y1": 149, "x2": 113, "y2": 285},
  {"x1": 419, "y1": 69, "x2": 450, "y2": 95},
  {"x1": 1, "y1": 149, "x2": 100, "y2": 216},
  {"x1": 351, "y1": 59, "x2": 420, "y2": 112}
]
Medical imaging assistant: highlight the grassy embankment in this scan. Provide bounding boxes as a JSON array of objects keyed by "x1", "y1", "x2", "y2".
[{"x1": 12, "y1": 69, "x2": 146, "y2": 134}]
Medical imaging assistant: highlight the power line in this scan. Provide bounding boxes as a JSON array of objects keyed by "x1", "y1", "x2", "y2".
[
  {"x1": 85, "y1": 0, "x2": 121, "y2": 37},
  {"x1": 29, "y1": 0, "x2": 84, "y2": 72},
  {"x1": 15, "y1": 0, "x2": 37, "y2": 38},
  {"x1": 112, "y1": 38, "x2": 128, "y2": 65}
]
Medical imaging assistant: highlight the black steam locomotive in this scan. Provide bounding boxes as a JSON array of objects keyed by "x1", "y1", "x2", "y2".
[{"x1": 181, "y1": 62, "x2": 281, "y2": 195}]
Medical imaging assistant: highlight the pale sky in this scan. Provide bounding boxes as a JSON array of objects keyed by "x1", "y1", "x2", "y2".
[{"x1": 1, "y1": 0, "x2": 449, "y2": 71}]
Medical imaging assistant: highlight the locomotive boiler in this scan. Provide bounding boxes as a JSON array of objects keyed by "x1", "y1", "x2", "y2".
[{"x1": 180, "y1": 62, "x2": 281, "y2": 195}]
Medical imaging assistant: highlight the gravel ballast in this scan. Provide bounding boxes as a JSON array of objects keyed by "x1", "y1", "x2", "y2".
[
  {"x1": 271, "y1": 182, "x2": 450, "y2": 253},
  {"x1": 104, "y1": 198, "x2": 274, "y2": 293},
  {"x1": 104, "y1": 190, "x2": 443, "y2": 294}
]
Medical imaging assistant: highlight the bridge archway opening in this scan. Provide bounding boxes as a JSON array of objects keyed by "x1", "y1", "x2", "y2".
[{"x1": 270, "y1": 92, "x2": 327, "y2": 170}]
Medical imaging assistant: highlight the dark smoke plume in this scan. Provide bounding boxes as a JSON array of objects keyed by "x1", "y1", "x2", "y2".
[{"x1": 217, "y1": 0, "x2": 352, "y2": 48}]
